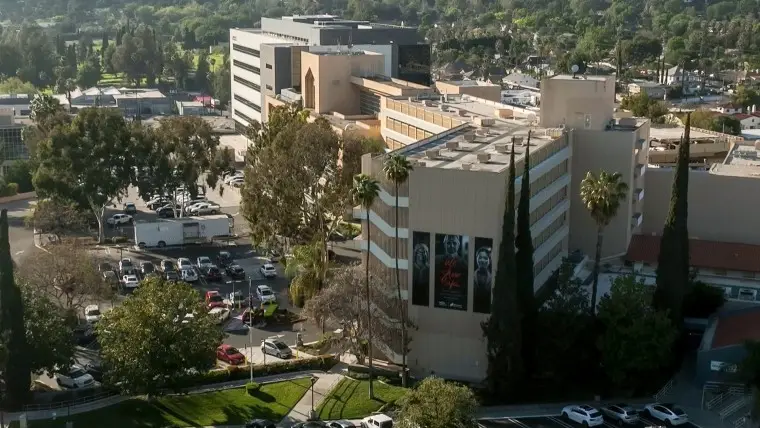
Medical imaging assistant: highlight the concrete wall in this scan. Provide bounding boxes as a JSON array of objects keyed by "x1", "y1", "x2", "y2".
[
  {"x1": 260, "y1": 45, "x2": 293, "y2": 102},
  {"x1": 642, "y1": 168, "x2": 760, "y2": 245},
  {"x1": 540, "y1": 76, "x2": 615, "y2": 130},
  {"x1": 301, "y1": 52, "x2": 384, "y2": 115},
  {"x1": 696, "y1": 345, "x2": 746, "y2": 386},
  {"x1": 435, "y1": 81, "x2": 501, "y2": 103}
]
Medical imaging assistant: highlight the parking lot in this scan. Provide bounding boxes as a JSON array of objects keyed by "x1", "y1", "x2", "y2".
[{"x1": 479, "y1": 416, "x2": 701, "y2": 428}]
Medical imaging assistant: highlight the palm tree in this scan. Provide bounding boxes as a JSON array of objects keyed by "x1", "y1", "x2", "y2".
[
  {"x1": 284, "y1": 242, "x2": 325, "y2": 307},
  {"x1": 580, "y1": 171, "x2": 629, "y2": 315},
  {"x1": 382, "y1": 154, "x2": 413, "y2": 387},
  {"x1": 352, "y1": 173, "x2": 380, "y2": 399}
]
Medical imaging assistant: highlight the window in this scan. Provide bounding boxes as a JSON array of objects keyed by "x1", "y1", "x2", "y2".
[
  {"x1": 265, "y1": 63, "x2": 272, "y2": 69},
  {"x1": 232, "y1": 44, "x2": 260, "y2": 58},
  {"x1": 234, "y1": 109, "x2": 256, "y2": 125},
  {"x1": 233, "y1": 75, "x2": 260, "y2": 92},
  {"x1": 738, "y1": 288, "x2": 757, "y2": 301},
  {"x1": 232, "y1": 59, "x2": 260, "y2": 75},
  {"x1": 234, "y1": 94, "x2": 261, "y2": 112}
]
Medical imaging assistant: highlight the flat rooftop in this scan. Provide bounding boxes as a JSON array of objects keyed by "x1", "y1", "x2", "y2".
[
  {"x1": 549, "y1": 74, "x2": 612, "y2": 82},
  {"x1": 649, "y1": 126, "x2": 724, "y2": 141},
  {"x1": 391, "y1": 96, "x2": 560, "y2": 173},
  {"x1": 711, "y1": 143, "x2": 760, "y2": 177}
]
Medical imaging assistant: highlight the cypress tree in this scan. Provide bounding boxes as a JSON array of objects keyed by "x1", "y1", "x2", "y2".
[
  {"x1": 515, "y1": 132, "x2": 536, "y2": 377},
  {"x1": 101, "y1": 32, "x2": 109, "y2": 52},
  {"x1": 0, "y1": 209, "x2": 31, "y2": 408},
  {"x1": 482, "y1": 141, "x2": 523, "y2": 400},
  {"x1": 653, "y1": 114, "x2": 691, "y2": 329}
]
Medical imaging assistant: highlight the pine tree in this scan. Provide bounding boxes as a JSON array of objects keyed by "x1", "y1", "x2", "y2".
[
  {"x1": 101, "y1": 32, "x2": 109, "y2": 53},
  {"x1": 0, "y1": 209, "x2": 31, "y2": 408},
  {"x1": 515, "y1": 132, "x2": 536, "y2": 377},
  {"x1": 653, "y1": 113, "x2": 691, "y2": 329},
  {"x1": 482, "y1": 142, "x2": 523, "y2": 400}
]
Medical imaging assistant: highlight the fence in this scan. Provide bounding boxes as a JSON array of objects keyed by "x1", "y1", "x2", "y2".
[
  {"x1": 653, "y1": 378, "x2": 675, "y2": 401},
  {"x1": 22, "y1": 389, "x2": 118, "y2": 412}
]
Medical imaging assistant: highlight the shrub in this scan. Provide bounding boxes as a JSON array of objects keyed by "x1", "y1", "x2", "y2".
[
  {"x1": 0, "y1": 182, "x2": 18, "y2": 197},
  {"x1": 245, "y1": 381, "x2": 260, "y2": 393},
  {"x1": 684, "y1": 281, "x2": 726, "y2": 318},
  {"x1": 111, "y1": 236, "x2": 128, "y2": 244}
]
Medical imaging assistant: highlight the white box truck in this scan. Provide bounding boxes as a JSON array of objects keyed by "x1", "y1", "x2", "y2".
[{"x1": 133, "y1": 215, "x2": 234, "y2": 249}]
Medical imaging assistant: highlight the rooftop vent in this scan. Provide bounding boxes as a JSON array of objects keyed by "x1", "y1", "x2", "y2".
[
  {"x1": 618, "y1": 117, "x2": 637, "y2": 127},
  {"x1": 446, "y1": 141, "x2": 459, "y2": 150},
  {"x1": 477, "y1": 153, "x2": 491, "y2": 163},
  {"x1": 463, "y1": 132, "x2": 476, "y2": 142},
  {"x1": 461, "y1": 162, "x2": 473, "y2": 170},
  {"x1": 475, "y1": 128, "x2": 489, "y2": 137},
  {"x1": 423, "y1": 100, "x2": 433, "y2": 107},
  {"x1": 495, "y1": 143, "x2": 510, "y2": 153},
  {"x1": 458, "y1": 109, "x2": 469, "y2": 117},
  {"x1": 474, "y1": 117, "x2": 495, "y2": 127},
  {"x1": 407, "y1": 96, "x2": 414, "y2": 102},
  {"x1": 439, "y1": 103, "x2": 448, "y2": 111},
  {"x1": 425, "y1": 149, "x2": 441, "y2": 159}
]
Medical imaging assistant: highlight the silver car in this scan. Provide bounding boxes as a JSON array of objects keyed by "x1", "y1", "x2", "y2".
[
  {"x1": 601, "y1": 403, "x2": 639, "y2": 425},
  {"x1": 261, "y1": 338, "x2": 292, "y2": 359}
]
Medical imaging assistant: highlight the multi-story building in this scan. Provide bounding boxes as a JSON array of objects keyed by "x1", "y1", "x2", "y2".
[
  {"x1": 229, "y1": 15, "x2": 430, "y2": 129},
  {"x1": 0, "y1": 109, "x2": 27, "y2": 175},
  {"x1": 0, "y1": 94, "x2": 32, "y2": 116}
]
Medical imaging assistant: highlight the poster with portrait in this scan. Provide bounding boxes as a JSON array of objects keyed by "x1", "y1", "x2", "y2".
[
  {"x1": 411, "y1": 231, "x2": 431, "y2": 306},
  {"x1": 472, "y1": 237, "x2": 494, "y2": 313},
  {"x1": 434, "y1": 234, "x2": 469, "y2": 310}
]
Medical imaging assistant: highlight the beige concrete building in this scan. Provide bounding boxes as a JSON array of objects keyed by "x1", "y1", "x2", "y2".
[{"x1": 434, "y1": 80, "x2": 502, "y2": 102}]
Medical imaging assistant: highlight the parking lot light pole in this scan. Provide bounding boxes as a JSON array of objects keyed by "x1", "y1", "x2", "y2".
[{"x1": 248, "y1": 279, "x2": 253, "y2": 382}]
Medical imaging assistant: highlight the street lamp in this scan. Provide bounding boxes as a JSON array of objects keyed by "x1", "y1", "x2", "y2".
[
  {"x1": 309, "y1": 375, "x2": 318, "y2": 421},
  {"x1": 248, "y1": 279, "x2": 254, "y2": 383}
]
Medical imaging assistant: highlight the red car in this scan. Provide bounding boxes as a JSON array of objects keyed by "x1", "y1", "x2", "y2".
[
  {"x1": 217, "y1": 344, "x2": 245, "y2": 365},
  {"x1": 205, "y1": 290, "x2": 225, "y2": 309}
]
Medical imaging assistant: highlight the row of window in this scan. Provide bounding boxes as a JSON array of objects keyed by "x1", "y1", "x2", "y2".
[
  {"x1": 533, "y1": 240, "x2": 564, "y2": 278},
  {"x1": 234, "y1": 94, "x2": 261, "y2": 112},
  {"x1": 529, "y1": 187, "x2": 567, "y2": 228},
  {"x1": 0, "y1": 128, "x2": 26, "y2": 161},
  {"x1": 386, "y1": 137, "x2": 404, "y2": 150},
  {"x1": 232, "y1": 44, "x2": 259, "y2": 58},
  {"x1": 233, "y1": 75, "x2": 261, "y2": 92},
  {"x1": 233, "y1": 60, "x2": 260, "y2": 75},
  {"x1": 530, "y1": 160, "x2": 569, "y2": 199},
  {"x1": 234, "y1": 109, "x2": 256, "y2": 125},
  {"x1": 532, "y1": 212, "x2": 566, "y2": 251},
  {"x1": 385, "y1": 117, "x2": 434, "y2": 140}
]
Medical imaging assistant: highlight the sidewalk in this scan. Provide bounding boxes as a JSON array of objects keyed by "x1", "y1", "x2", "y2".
[{"x1": 279, "y1": 363, "x2": 347, "y2": 427}]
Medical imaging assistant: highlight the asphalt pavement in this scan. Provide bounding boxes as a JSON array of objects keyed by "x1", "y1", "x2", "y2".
[
  {"x1": 1, "y1": 197, "x2": 39, "y2": 263},
  {"x1": 479, "y1": 416, "x2": 701, "y2": 428}
]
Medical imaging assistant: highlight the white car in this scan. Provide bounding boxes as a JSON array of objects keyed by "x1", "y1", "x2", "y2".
[
  {"x1": 209, "y1": 307, "x2": 231, "y2": 324},
  {"x1": 224, "y1": 173, "x2": 244, "y2": 185},
  {"x1": 189, "y1": 202, "x2": 221, "y2": 215},
  {"x1": 84, "y1": 305, "x2": 101, "y2": 323},
  {"x1": 197, "y1": 256, "x2": 213, "y2": 270},
  {"x1": 118, "y1": 258, "x2": 134, "y2": 273},
  {"x1": 122, "y1": 274, "x2": 139, "y2": 288},
  {"x1": 224, "y1": 291, "x2": 246, "y2": 308},
  {"x1": 106, "y1": 213, "x2": 133, "y2": 226},
  {"x1": 55, "y1": 365, "x2": 96, "y2": 389},
  {"x1": 256, "y1": 285, "x2": 276, "y2": 302},
  {"x1": 562, "y1": 405, "x2": 604, "y2": 427},
  {"x1": 360, "y1": 414, "x2": 393, "y2": 428},
  {"x1": 181, "y1": 268, "x2": 198, "y2": 282},
  {"x1": 229, "y1": 177, "x2": 244, "y2": 187},
  {"x1": 260, "y1": 264, "x2": 277, "y2": 278},
  {"x1": 645, "y1": 403, "x2": 689, "y2": 425},
  {"x1": 177, "y1": 258, "x2": 194, "y2": 270}
]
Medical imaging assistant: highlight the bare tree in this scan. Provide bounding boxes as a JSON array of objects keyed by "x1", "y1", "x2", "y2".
[
  {"x1": 303, "y1": 266, "x2": 411, "y2": 365},
  {"x1": 18, "y1": 243, "x2": 113, "y2": 314}
]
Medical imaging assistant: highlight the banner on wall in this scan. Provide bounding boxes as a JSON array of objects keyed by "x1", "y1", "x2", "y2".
[
  {"x1": 434, "y1": 234, "x2": 469, "y2": 310},
  {"x1": 472, "y1": 237, "x2": 494, "y2": 314},
  {"x1": 411, "y1": 231, "x2": 431, "y2": 306}
]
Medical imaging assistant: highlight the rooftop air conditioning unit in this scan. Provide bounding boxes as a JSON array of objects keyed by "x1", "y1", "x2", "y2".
[
  {"x1": 458, "y1": 109, "x2": 469, "y2": 117},
  {"x1": 408, "y1": 96, "x2": 414, "y2": 102},
  {"x1": 475, "y1": 128, "x2": 489, "y2": 137},
  {"x1": 477, "y1": 153, "x2": 491, "y2": 163},
  {"x1": 423, "y1": 100, "x2": 433, "y2": 107},
  {"x1": 463, "y1": 132, "x2": 476, "y2": 142},
  {"x1": 513, "y1": 137, "x2": 524, "y2": 146},
  {"x1": 461, "y1": 162, "x2": 473, "y2": 170},
  {"x1": 425, "y1": 149, "x2": 441, "y2": 159},
  {"x1": 495, "y1": 143, "x2": 510, "y2": 153},
  {"x1": 474, "y1": 117, "x2": 495, "y2": 127},
  {"x1": 446, "y1": 141, "x2": 459, "y2": 150},
  {"x1": 439, "y1": 103, "x2": 448, "y2": 111}
]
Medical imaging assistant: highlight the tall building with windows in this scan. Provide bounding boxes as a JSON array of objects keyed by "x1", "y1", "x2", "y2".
[
  {"x1": 229, "y1": 15, "x2": 430, "y2": 129},
  {"x1": 0, "y1": 109, "x2": 27, "y2": 175}
]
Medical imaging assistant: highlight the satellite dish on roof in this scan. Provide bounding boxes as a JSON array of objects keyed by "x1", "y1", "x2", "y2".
[{"x1": 571, "y1": 64, "x2": 580, "y2": 77}]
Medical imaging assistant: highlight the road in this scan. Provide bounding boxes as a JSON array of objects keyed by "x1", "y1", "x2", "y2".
[
  {"x1": 479, "y1": 416, "x2": 702, "y2": 428},
  {"x1": 1, "y1": 197, "x2": 39, "y2": 263}
]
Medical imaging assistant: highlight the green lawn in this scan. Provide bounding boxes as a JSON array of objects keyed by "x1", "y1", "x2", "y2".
[
  {"x1": 23, "y1": 377, "x2": 312, "y2": 428},
  {"x1": 317, "y1": 378, "x2": 407, "y2": 420}
]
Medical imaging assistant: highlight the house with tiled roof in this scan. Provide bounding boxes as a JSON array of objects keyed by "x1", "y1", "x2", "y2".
[
  {"x1": 732, "y1": 112, "x2": 760, "y2": 130},
  {"x1": 712, "y1": 103, "x2": 742, "y2": 114},
  {"x1": 696, "y1": 306, "x2": 760, "y2": 386}
]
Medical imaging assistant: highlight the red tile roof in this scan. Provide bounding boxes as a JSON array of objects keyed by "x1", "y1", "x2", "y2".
[
  {"x1": 712, "y1": 309, "x2": 760, "y2": 349},
  {"x1": 626, "y1": 234, "x2": 760, "y2": 273},
  {"x1": 733, "y1": 113, "x2": 751, "y2": 120}
]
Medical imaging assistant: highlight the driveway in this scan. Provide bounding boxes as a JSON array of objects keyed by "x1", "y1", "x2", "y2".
[{"x1": 0, "y1": 197, "x2": 38, "y2": 263}]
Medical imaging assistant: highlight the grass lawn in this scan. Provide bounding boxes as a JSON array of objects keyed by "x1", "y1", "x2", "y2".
[
  {"x1": 22, "y1": 377, "x2": 312, "y2": 428},
  {"x1": 317, "y1": 378, "x2": 407, "y2": 420}
]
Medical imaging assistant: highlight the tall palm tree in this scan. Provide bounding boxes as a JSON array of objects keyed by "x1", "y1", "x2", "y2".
[
  {"x1": 284, "y1": 242, "x2": 325, "y2": 307},
  {"x1": 352, "y1": 173, "x2": 380, "y2": 399},
  {"x1": 580, "y1": 171, "x2": 629, "y2": 315},
  {"x1": 382, "y1": 154, "x2": 413, "y2": 387}
]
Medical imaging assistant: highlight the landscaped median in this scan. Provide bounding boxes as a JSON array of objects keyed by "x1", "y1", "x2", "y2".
[{"x1": 317, "y1": 377, "x2": 408, "y2": 420}]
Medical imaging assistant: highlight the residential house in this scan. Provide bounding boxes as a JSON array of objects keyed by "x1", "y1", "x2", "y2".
[
  {"x1": 713, "y1": 104, "x2": 742, "y2": 115},
  {"x1": 176, "y1": 101, "x2": 206, "y2": 116},
  {"x1": 114, "y1": 90, "x2": 171, "y2": 117},
  {"x1": 733, "y1": 113, "x2": 760, "y2": 130},
  {"x1": 501, "y1": 89, "x2": 539, "y2": 106},
  {"x1": 663, "y1": 65, "x2": 700, "y2": 86},
  {"x1": 627, "y1": 81, "x2": 667, "y2": 99},
  {"x1": 503, "y1": 72, "x2": 539, "y2": 89}
]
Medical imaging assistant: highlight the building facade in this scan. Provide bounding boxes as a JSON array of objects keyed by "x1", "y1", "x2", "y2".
[{"x1": 0, "y1": 110, "x2": 27, "y2": 175}]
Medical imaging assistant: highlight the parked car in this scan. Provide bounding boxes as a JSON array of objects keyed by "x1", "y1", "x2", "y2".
[
  {"x1": 225, "y1": 264, "x2": 246, "y2": 279},
  {"x1": 562, "y1": 405, "x2": 604, "y2": 427},
  {"x1": 256, "y1": 285, "x2": 276, "y2": 303},
  {"x1": 165, "y1": 271, "x2": 180, "y2": 281},
  {"x1": 160, "y1": 259, "x2": 176, "y2": 272},
  {"x1": 102, "y1": 271, "x2": 118, "y2": 288},
  {"x1": 225, "y1": 290, "x2": 247, "y2": 307},
  {"x1": 122, "y1": 274, "x2": 139, "y2": 289},
  {"x1": 156, "y1": 205, "x2": 177, "y2": 218},
  {"x1": 83, "y1": 361, "x2": 103, "y2": 382},
  {"x1": 601, "y1": 403, "x2": 640, "y2": 425},
  {"x1": 359, "y1": 414, "x2": 393, "y2": 428},
  {"x1": 644, "y1": 403, "x2": 689, "y2": 426},
  {"x1": 119, "y1": 258, "x2": 134, "y2": 273},
  {"x1": 229, "y1": 177, "x2": 244, "y2": 187},
  {"x1": 140, "y1": 261, "x2": 155, "y2": 275},
  {"x1": 147, "y1": 197, "x2": 170, "y2": 210},
  {"x1": 177, "y1": 258, "x2": 193, "y2": 270},
  {"x1": 123, "y1": 202, "x2": 137, "y2": 214},
  {"x1": 217, "y1": 251, "x2": 233, "y2": 267},
  {"x1": 197, "y1": 256, "x2": 214, "y2": 270},
  {"x1": 261, "y1": 338, "x2": 292, "y2": 359},
  {"x1": 293, "y1": 423, "x2": 327, "y2": 428},
  {"x1": 328, "y1": 421, "x2": 356, "y2": 428},
  {"x1": 206, "y1": 290, "x2": 225, "y2": 309},
  {"x1": 217, "y1": 344, "x2": 246, "y2": 365},
  {"x1": 181, "y1": 268, "x2": 198, "y2": 282},
  {"x1": 188, "y1": 202, "x2": 221, "y2": 215},
  {"x1": 209, "y1": 307, "x2": 231, "y2": 324},
  {"x1": 267, "y1": 251, "x2": 282, "y2": 262},
  {"x1": 55, "y1": 365, "x2": 96, "y2": 389},
  {"x1": 107, "y1": 213, "x2": 133, "y2": 226},
  {"x1": 259, "y1": 264, "x2": 277, "y2": 279},
  {"x1": 204, "y1": 265, "x2": 222, "y2": 281},
  {"x1": 84, "y1": 305, "x2": 101, "y2": 323},
  {"x1": 224, "y1": 172, "x2": 244, "y2": 185}
]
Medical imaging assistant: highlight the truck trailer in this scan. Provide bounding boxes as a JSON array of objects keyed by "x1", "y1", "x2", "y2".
[{"x1": 133, "y1": 215, "x2": 234, "y2": 248}]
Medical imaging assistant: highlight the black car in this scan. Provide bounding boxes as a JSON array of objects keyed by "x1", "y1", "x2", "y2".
[
  {"x1": 147, "y1": 198, "x2": 170, "y2": 210},
  {"x1": 225, "y1": 264, "x2": 245, "y2": 279},
  {"x1": 140, "y1": 261, "x2": 155, "y2": 275},
  {"x1": 292, "y1": 422, "x2": 327, "y2": 428},
  {"x1": 84, "y1": 361, "x2": 104, "y2": 382},
  {"x1": 156, "y1": 206, "x2": 176, "y2": 218},
  {"x1": 246, "y1": 420, "x2": 276, "y2": 428},
  {"x1": 217, "y1": 251, "x2": 233, "y2": 267},
  {"x1": 73, "y1": 324, "x2": 96, "y2": 346},
  {"x1": 160, "y1": 259, "x2": 176, "y2": 272},
  {"x1": 165, "y1": 271, "x2": 180, "y2": 281},
  {"x1": 205, "y1": 266, "x2": 222, "y2": 281}
]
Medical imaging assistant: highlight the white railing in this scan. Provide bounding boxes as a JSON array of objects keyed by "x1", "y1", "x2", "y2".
[
  {"x1": 708, "y1": 392, "x2": 729, "y2": 410},
  {"x1": 720, "y1": 396, "x2": 751, "y2": 420},
  {"x1": 734, "y1": 413, "x2": 750, "y2": 428},
  {"x1": 654, "y1": 378, "x2": 675, "y2": 401}
]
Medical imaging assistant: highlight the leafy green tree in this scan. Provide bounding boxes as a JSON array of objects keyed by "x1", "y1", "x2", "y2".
[
  {"x1": 683, "y1": 280, "x2": 725, "y2": 319},
  {"x1": 0, "y1": 209, "x2": 31, "y2": 408},
  {"x1": 580, "y1": 171, "x2": 628, "y2": 315},
  {"x1": 598, "y1": 275, "x2": 677, "y2": 390},
  {"x1": 96, "y1": 277, "x2": 223, "y2": 394},
  {"x1": 33, "y1": 108, "x2": 135, "y2": 243},
  {"x1": 654, "y1": 114, "x2": 691, "y2": 329},
  {"x1": 20, "y1": 283, "x2": 75, "y2": 377},
  {"x1": 163, "y1": 42, "x2": 193, "y2": 90},
  {"x1": 620, "y1": 92, "x2": 668, "y2": 122},
  {"x1": 382, "y1": 153, "x2": 413, "y2": 387},
  {"x1": 352, "y1": 173, "x2": 380, "y2": 399},
  {"x1": 195, "y1": 50, "x2": 210, "y2": 92},
  {"x1": 25, "y1": 197, "x2": 90, "y2": 235},
  {"x1": 285, "y1": 242, "x2": 329, "y2": 306},
  {"x1": 4, "y1": 160, "x2": 34, "y2": 193},
  {"x1": 396, "y1": 377, "x2": 479, "y2": 428},
  {"x1": 76, "y1": 55, "x2": 102, "y2": 89},
  {"x1": 482, "y1": 144, "x2": 522, "y2": 400},
  {"x1": 210, "y1": 54, "x2": 231, "y2": 107},
  {"x1": 25, "y1": 94, "x2": 69, "y2": 157},
  {"x1": 515, "y1": 133, "x2": 536, "y2": 377},
  {"x1": 0, "y1": 77, "x2": 38, "y2": 94}
]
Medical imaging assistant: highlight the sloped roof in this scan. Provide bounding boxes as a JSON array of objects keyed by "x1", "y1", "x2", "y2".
[{"x1": 626, "y1": 234, "x2": 760, "y2": 273}]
